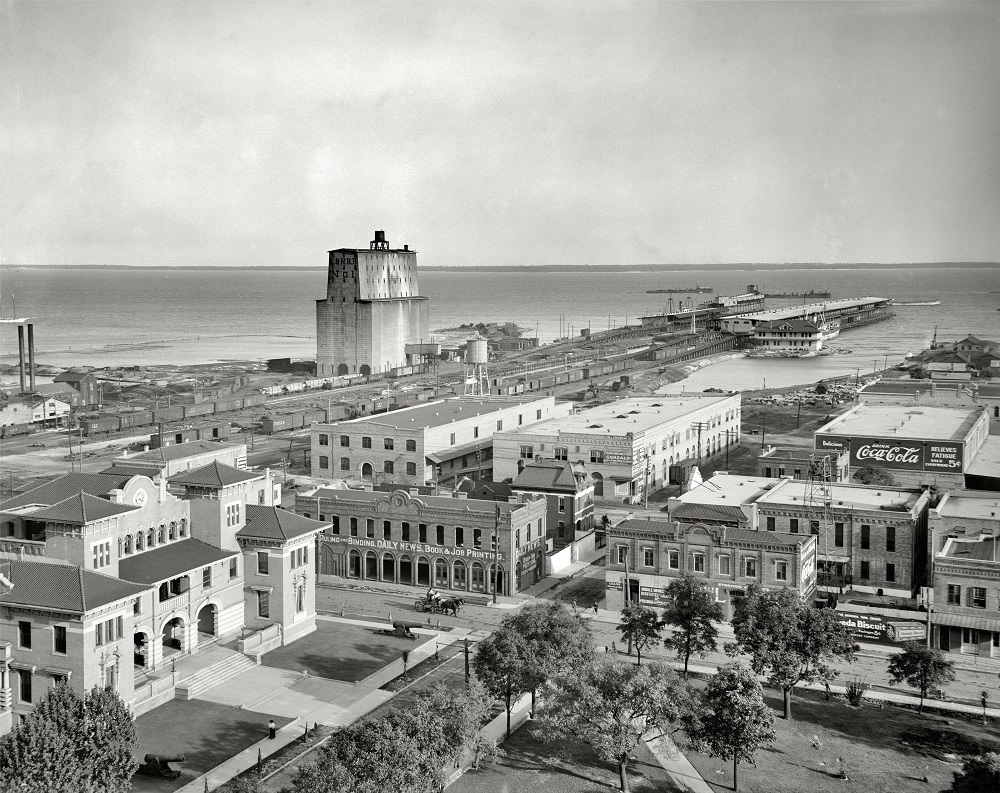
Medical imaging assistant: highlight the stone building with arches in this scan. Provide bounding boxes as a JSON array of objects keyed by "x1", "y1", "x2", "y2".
[
  {"x1": 492, "y1": 394, "x2": 742, "y2": 504},
  {"x1": 297, "y1": 487, "x2": 548, "y2": 596}
]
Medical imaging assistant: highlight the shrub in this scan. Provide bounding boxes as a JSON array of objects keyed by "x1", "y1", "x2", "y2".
[{"x1": 845, "y1": 679, "x2": 867, "y2": 707}]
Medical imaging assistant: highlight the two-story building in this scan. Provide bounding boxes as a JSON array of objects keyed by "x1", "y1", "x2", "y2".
[
  {"x1": 510, "y1": 460, "x2": 594, "y2": 550},
  {"x1": 605, "y1": 518, "x2": 817, "y2": 618},
  {"x1": 757, "y1": 446, "x2": 850, "y2": 483},
  {"x1": 296, "y1": 487, "x2": 548, "y2": 595},
  {"x1": 492, "y1": 394, "x2": 742, "y2": 503}
]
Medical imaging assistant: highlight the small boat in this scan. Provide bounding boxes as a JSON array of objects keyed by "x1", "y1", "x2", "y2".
[
  {"x1": 646, "y1": 286, "x2": 713, "y2": 294},
  {"x1": 893, "y1": 300, "x2": 941, "y2": 306},
  {"x1": 763, "y1": 289, "x2": 831, "y2": 298}
]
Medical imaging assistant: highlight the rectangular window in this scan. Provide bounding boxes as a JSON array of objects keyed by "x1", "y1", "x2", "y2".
[
  {"x1": 257, "y1": 552, "x2": 269, "y2": 575},
  {"x1": 19, "y1": 670, "x2": 31, "y2": 703},
  {"x1": 473, "y1": 426, "x2": 479, "y2": 439},
  {"x1": 668, "y1": 550, "x2": 679, "y2": 569},
  {"x1": 229, "y1": 557, "x2": 239, "y2": 579},
  {"x1": 450, "y1": 433, "x2": 456, "y2": 445},
  {"x1": 406, "y1": 462, "x2": 416, "y2": 476},
  {"x1": 834, "y1": 522, "x2": 844, "y2": 547},
  {"x1": 554, "y1": 446, "x2": 568, "y2": 460},
  {"x1": 318, "y1": 455, "x2": 329, "y2": 470},
  {"x1": 18, "y1": 621, "x2": 31, "y2": 650},
  {"x1": 859, "y1": 560, "x2": 870, "y2": 579},
  {"x1": 318, "y1": 434, "x2": 329, "y2": 446},
  {"x1": 886, "y1": 527, "x2": 896, "y2": 553},
  {"x1": 972, "y1": 587, "x2": 987, "y2": 609},
  {"x1": 340, "y1": 435, "x2": 350, "y2": 447},
  {"x1": 383, "y1": 461, "x2": 394, "y2": 474},
  {"x1": 590, "y1": 450, "x2": 604, "y2": 464},
  {"x1": 527, "y1": 523, "x2": 532, "y2": 542},
  {"x1": 362, "y1": 437, "x2": 372, "y2": 449},
  {"x1": 473, "y1": 529, "x2": 482, "y2": 549},
  {"x1": 95, "y1": 621, "x2": 104, "y2": 647},
  {"x1": 520, "y1": 445, "x2": 534, "y2": 459},
  {"x1": 51, "y1": 625, "x2": 66, "y2": 655},
  {"x1": 860, "y1": 525, "x2": 870, "y2": 550},
  {"x1": 455, "y1": 527, "x2": 465, "y2": 547},
  {"x1": 789, "y1": 519, "x2": 799, "y2": 534},
  {"x1": 643, "y1": 548, "x2": 654, "y2": 567},
  {"x1": 718, "y1": 555, "x2": 731, "y2": 575},
  {"x1": 436, "y1": 525, "x2": 445, "y2": 546},
  {"x1": 692, "y1": 553, "x2": 705, "y2": 573},
  {"x1": 366, "y1": 519, "x2": 375, "y2": 538},
  {"x1": 382, "y1": 520, "x2": 391, "y2": 540},
  {"x1": 515, "y1": 529, "x2": 521, "y2": 548},
  {"x1": 536, "y1": 409, "x2": 542, "y2": 420},
  {"x1": 350, "y1": 517, "x2": 358, "y2": 537},
  {"x1": 405, "y1": 439, "x2": 417, "y2": 452},
  {"x1": 518, "y1": 414, "x2": 523, "y2": 425},
  {"x1": 558, "y1": 497, "x2": 566, "y2": 513},
  {"x1": 419, "y1": 524, "x2": 428, "y2": 543},
  {"x1": 557, "y1": 521, "x2": 565, "y2": 538},
  {"x1": 766, "y1": 517, "x2": 775, "y2": 531},
  {"x1": 296, "y1": 584, "x2": 305, "y2": 613},
  {"x1": 616, "y1": 546, "x2": 628, "y2": 564},
  {"x1": 257, "y1": 590, "x2": 270, "y2": 618},
  {"x1": 330, "y1": 516, "x2": 341, "y2": 535},
  {"x1": 744, "y1": 558, "x2": 757, "y2": 578},
  {"x1": 775, "y1": 561, "x2": 788, "y2": 581},
  {"x1": 402, "y1": 522, "x2": 410, "y2": 542},
  {"x1": 202, "y1": 567, "x2": 212, "y2": 589},
  {"x1": 384, "y1": 438, "x2": 394, "y2": 450},
  {"x1": 885, "y1": 563, "x2": 896, "y2": 583},
  {"x1": 340, "y1": 457, "x2": 351, "y2": 471},
  {"x1": 809, "y1": 520, "x2": 819, "y2": 535}
]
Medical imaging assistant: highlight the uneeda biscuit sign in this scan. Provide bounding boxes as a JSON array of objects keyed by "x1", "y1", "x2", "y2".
[{"x1": 833, "y1": 611, "x2": 926, "y2": 644}]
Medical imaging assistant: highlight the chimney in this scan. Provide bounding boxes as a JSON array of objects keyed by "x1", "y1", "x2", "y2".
[
  {"x1": 17, "y1": 324, "x2": 26, "y2": 394},
  {"x1": 27, "y1": 324, "x2": 36, "y2": 392}
]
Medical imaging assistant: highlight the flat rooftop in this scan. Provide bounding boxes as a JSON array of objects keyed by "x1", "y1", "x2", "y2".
[
  {"x1": 816, "y1": 404, "x2": 982, "y2": 442},
  {"x1": 674, "y1": 475, "x2": 779, "y2": 507},
  {"x1": 505, "y1": 395, "x2": 736, "y2": 437},
  {"x1": 757, "y1": 478, "x2": 922, "y2": 512},
  {"x1": 942, "y1": 536, "x2": 1000, "y2": 562},
  {"x1": 325, "y1": 396, "x2": 547, "y2": 431},
  {"x1": 965, "y1": 437, "x2": 1000, "y2": 479},
  {"x1": 934, "y1": 490, "x2": 1000, "y2": 521},
  {"x1": 733, "y1": 297, "x2": 888, "y2": 322},
  {"x1": 860, "y1": 380, "x2": 973, "y2": 397},
  {"x1": 302, "y1": 487, "x2": 531, "y2": 517}
]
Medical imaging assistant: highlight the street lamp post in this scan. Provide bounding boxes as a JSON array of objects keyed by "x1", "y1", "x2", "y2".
[{"x1": 492, "y1": 504, "x2": 501, "y2": 605}]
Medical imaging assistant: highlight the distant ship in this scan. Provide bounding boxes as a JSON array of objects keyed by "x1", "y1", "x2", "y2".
[
  {"x1": 763, "y1": 289, "x2": 831, "y2": 298},
  {"x1": 893, "y1": 300, "x2": 941, "y2": 306},
  {"x1": 646, "y1": 285, "x2": 713, "y2": 294}
]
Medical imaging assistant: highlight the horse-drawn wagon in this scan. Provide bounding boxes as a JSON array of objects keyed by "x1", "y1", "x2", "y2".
[{"x1": 414, "y1": 590, "x2": 464, "y2": 616}]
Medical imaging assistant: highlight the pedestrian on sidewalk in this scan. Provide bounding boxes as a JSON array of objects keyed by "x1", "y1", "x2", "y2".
[
  {"x1": 611, "y1": 641, "x2": 617, "y2": 654},
  {"x1": 593, "y1": 603, "x2": 599, "y2": 615},
  {"x1": 268, "y1": 719, "x2": 276, "y2": 740}
]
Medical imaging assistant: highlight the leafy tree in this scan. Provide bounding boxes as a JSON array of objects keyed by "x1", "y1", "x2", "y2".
[
  {"x1": 473, "y1": 625, "x2": 532, "y2": 738},
  {"x1": 507, "y1": 600, "x2": 595, "y2": 713},
  {"x1": 689, "y1": 662, "x2": 775, "y2": 793},
  {"x1": 409, "y1": 680, "x2": 499, "y2": 772},
  {"x1": 727, "y1": 583, "x2": 857, "y2": 720},
  {"x1": 886, "y1": 642, "x2": 956, "y2": 714},
  {"x1": 0, "y1": 684, "x2": 138, "y2": 793},
  {"x1": 537, "y1": 659, "x2": 697, "y2": 793},
  {"x1": 290, "y1": 711, "x2": 440, "y2": 793},
  {"x1": 617, "y1": 603, "x2": 662, "y2": 665},
  {"x1": 950, "y1": 752, "x2": 1000, "y2": 793},
  {"x1": 852, "y1": 465, "x2": 896, "y2": 486},
  {"x1": 661, "y1": 575, "x2": 724, "y2": 676}
]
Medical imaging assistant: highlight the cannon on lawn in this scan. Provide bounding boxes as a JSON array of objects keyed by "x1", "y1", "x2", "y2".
[
  {"x1": 140, "y1": 753, "x2": 186, "y2": 779},
  {"x1": 380, "y1": 620, "x2": 421, "y2": 639}
]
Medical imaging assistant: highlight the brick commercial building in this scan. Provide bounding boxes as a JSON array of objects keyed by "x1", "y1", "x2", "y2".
[
  {"x1": 605, "y1": 518, "x2": 817, "y2": 618},
  {"x1": 510, "y1": 460, "x2": 595, "y2": 550},
  {"x1": 492, "y1": 394, "x2": 741, "y2": 503},
  {"x1": 296, "y1": 487, "x2": 548, "y2": 595},
  {"x1": 814, "y1": 403, "x2": 990, "y2": 489},
  {"x1": 310, "y1": 395, "x2": 567, "y2": 487},
  {"x1": 757, "y1": 446, "x2": 850, "y2": 483},
  {"x1": 928, "y1": 489, "x2": 1000, "y2": 657},
  {"x1": 316, "y1": 230, "x2": 430, "y2": 377}
]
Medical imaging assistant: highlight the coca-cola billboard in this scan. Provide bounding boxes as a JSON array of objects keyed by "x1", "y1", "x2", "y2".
[{"x1": 816, "y1": 435, "x2": 963, "y2": 472}]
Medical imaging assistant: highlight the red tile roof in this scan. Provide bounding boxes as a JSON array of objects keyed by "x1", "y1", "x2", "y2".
[
  {"x1": 22, "y1": 492, "x2": 138, "y2": 524},
  {"x1": 0, "y1": 559, "x2": 147, "y2": 613},
  {"x1": 237, "y1": 505, "x2": 328, "y2": 542}
]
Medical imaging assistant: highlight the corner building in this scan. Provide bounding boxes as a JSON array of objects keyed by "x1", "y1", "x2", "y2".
[{"x1": 316, "y1": 230, "x2": 430, "y2": 377}]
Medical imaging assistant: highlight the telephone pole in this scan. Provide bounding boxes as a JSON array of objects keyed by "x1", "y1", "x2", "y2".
[{"x1": 493, "y1": 504, "x2": 501, "y2": 604}]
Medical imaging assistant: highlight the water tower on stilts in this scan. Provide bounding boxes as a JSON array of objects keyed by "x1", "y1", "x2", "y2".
[{"x1": 464, "y1": 334, "x2": 489, "y2": 396}]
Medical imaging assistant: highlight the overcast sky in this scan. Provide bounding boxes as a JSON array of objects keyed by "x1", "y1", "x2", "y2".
[{"x1": 2, "y1": 1, "x2": 999, "y2": 267}]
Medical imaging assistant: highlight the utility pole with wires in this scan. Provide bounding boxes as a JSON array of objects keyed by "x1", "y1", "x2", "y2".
[
  {"x1": 691, "y1": 421, "x2": 708, "y2": 464},
  {"x1": 493, "y1": 503, "x2": 501, "y2": 604}
]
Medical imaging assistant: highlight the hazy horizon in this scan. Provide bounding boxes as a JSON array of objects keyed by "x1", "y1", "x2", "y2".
[{"x1": 3, "y1": 1, "x2": 999, "y2": 268}]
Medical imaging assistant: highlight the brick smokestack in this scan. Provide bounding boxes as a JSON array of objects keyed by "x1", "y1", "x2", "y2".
[
  {"x1": 17, "y1": 324, "x2": 26, "y2": 394},
  {"x1": 27, "y1": 323, "x2": 36, "y2": 393}
]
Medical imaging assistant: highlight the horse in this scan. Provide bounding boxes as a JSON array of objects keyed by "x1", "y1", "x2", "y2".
[{"x1": 439, "y1": 596, "x2": 465, "y2": 616}]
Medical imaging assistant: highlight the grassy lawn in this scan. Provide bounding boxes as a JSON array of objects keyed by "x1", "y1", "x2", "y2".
[
  {"x1": 131, "y1": 699, "x2": 292, "y2": 793},
  {"x1": 683, "y1": 687, "x2": 1000, "y2": 793},
  {"x1": 449, "y1": 722, "x2": 685, "y2": 793},
  {"x1": 260, "y1": 620, "x2": 421, "y2": 681}
]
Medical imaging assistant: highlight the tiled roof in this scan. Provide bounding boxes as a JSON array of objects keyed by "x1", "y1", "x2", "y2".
[
  {"x1": 0, "y1": 559, "x2": 147, "y2": 613},
  {"x1": 944, "y1": 537, "x2": 1000, "y2": 562},
  {"x1": 168, "y1": 461, "x2": 261, "y2": 488},
  {"x1": 670, "y1": 503, "x2": 750, "y2": 525},
  {"x1": 24, "y1": 492, "x2": 138, "y2": 524},
  {"x1": 118, "y1": 539, "x2": 238, "y2": 585},
  {"x1": 237, "y1": 505, "x2": 328, "y2": 542},
  {"x1": 512, "y1": 460, "x2": 587, "y2": 492},
  {"x1": 126, "y1": 440, "x2": 244, "y2": 464},
  {"x1": 99, "y1": 464, "x2": 163, "y2": 479},
  {"x1": 53, "y1": 371, "x2": 94, "y2": 383},
  {"x1": 0, "y1": 473, "x2": 133, "y2": 511}
]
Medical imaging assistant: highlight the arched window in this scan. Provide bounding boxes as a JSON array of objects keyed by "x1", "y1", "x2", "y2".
[
  {"x1": 179, "y1": 519, "x2": 187, "y2": 537},
  {"x1": 470, "y1": 562, "x2": 486, "y2": 592},
  {"x1": 434, "y1": 558, "x2": 448, "y2": 587},
  {"x1": 147, "y1": 528, "x2": 155, "y2": 547},
  {"x1": 136, "y1": 532, "x2": 145, "y2": 551},
  {"x1": 117, "y1": 538, "x2": 123, "y2": 558},
  {"x1": 453, "y1": 559, "x2": 467, "y2": 589},
  {"x1": 347, "y1": 549, "x2": 361, "y2": 578},
  {"x1": 169, "y1": 521, "x2": 176, "y2": 540},
  {"x1": 124, "y1": 535, "x2": 133, "y2": 555},
  {"x1": 157, "y1": 525, "x2": 165, "y2": 544}
]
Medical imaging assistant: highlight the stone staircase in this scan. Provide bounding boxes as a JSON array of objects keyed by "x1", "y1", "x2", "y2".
[{"x1": 175, "y1": 651, "x2": 256, "y2": 700}]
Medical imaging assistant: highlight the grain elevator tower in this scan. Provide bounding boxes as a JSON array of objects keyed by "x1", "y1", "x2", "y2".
[{"x1": 316, "y1": 230, "x2": 430, "y2": 377}]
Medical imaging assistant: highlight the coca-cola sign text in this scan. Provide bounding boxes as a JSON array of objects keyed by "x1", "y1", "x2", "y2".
[
  {"x1": 855, "y1": 443, "x2": 921, "y2": 465},
  {"x1": 817, "y1": 435, "x2": 963, "y2": 472}
]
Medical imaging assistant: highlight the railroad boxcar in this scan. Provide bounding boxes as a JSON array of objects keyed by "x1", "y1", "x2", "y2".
[
  {"x1": 213, "y1": 398, "x2": 242, "y2": 414},
  {"x1": 182, "y1": 402, "x2": 215, "y2": 419},
  {"x1": 242, "y1": 393, "x2": 267, "y2": 408},
  {"x1": 81, "y1": 415, "x2": 121, "y2": 435},
  {"x1": 152, "y1": 406, "x2": 185, "y2": 423}
]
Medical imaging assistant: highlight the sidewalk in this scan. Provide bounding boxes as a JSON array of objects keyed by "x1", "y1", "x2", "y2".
[{"x1": 645, "y1": 731, "x2": 714, "y2": 793}]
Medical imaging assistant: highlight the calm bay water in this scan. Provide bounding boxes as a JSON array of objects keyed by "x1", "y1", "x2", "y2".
[{"x1": 1, "y1": 265, "x2": 997, "y2": 391}]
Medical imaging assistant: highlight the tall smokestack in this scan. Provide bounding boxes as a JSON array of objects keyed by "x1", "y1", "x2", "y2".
[
  {"x1": 27, "y1": 323, "x2": 36, "y2": 393},
  {"x1": 16, "y1": 324, "x2": 26, "y2": 394}
]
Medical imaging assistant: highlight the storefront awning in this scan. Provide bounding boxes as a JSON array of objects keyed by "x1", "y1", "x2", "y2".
[{"x1": 932, "y1": 612, "x2": 1000, "y2": 632}]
